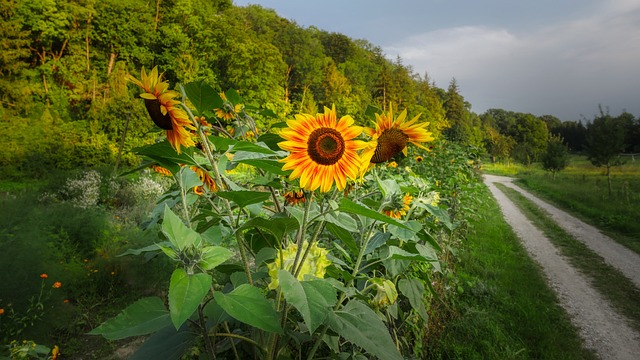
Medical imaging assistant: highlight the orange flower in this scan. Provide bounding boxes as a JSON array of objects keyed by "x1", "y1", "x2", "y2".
[
  {"x1": 0, "y1": 308, "x2": 5, "y2": 315},
  {"x1": 40, "y1": 273, "x2": 48, "y2": 279},
  {"x1": 53, "y1": 281, "x2": 62, "y2": 289}
]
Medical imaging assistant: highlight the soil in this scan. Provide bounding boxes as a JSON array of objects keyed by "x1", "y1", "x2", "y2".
[{"x1": 483, "y1": 174, "x2": 640, "y2": 360}]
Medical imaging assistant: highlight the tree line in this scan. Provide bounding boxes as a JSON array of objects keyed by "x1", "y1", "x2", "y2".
[{"x1": 1, "y1": 0, "x2": 638, "y2": 178}]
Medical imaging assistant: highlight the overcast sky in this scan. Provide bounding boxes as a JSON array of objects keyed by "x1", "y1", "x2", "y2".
[{"x1": 233, "y1": 0, "x2": 640, "y2": 121}]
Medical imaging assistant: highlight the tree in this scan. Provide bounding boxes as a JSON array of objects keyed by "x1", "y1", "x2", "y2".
[
  {"x1": 541, "y1": 134, "x2": 570, "y2": 179},
  {"x1": 512, "y1": 113, "x2": 549, "y2": 165},
  {"x1": 585, "y1": 112, "x2": 626, "y2": 195}
]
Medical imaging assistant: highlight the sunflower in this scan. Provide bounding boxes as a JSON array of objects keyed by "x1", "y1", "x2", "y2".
[
  {"x1": 126, "y1": 67, "x2": 195, "y2": 153},
  {"x1": 151, "y1": 164, "x2": 172, "y2": 177},
  {"x1": 215, "y1": 92, "x2": 243, "y2": 121},
  {"x1": 278, "y1": 106, "x2": 366, "y2": 192},
  {"x1": 190, "y1": 165, "x2": 218, "y2": 194},
  {"x1": 361, "y1": 104, "x2": 434, "y2": 172},
  {"x1": 382, "y1": 193, "x2": 412, "y2": 219}
]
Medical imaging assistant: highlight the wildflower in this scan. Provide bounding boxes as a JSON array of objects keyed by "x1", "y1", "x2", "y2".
[
  {"x1": 267, "y1": 241, "x2": 331, "y2": 290},
  {"x1": 215, "y1": 92, "x2": 244, "y2": 120},
  {"x1": 0, "y1": 308, "x2": 4, "y2": 315},
  {"x1": 415, "y1": 155, "x2": 423, "y2": 162},
  {"x1": 52, "y1": 345, "x2": 60, "y2": 360},
  {"x1": 63, "y1": 299, "x2": 70, "y2": 303},
  {"x1": 152, "y1": 164, "x2": 172, "y2": 177},
  {"x1": 382, "y1": 193, "x2": 412, "y2": 219},
  {"x1": 278, "y1": 105, "x2": 366, "y2": 192},
  {"x1": 361, "y1": 104, "x2": 434, "y2": 171},
  {"x1": 190, "y1": 166, "x2": 218, "y2": 194},
  {"x1": 126, "y1": 67, "x2": 195, "y2": 153},
  {"x1": 40, "y1": 273, "x2": 48, "y2": 279},
  {"x1": 387, "y1": 161, "x2": 397, "y2": 168},
  {"x1": 283, "y1": 190, "x2": 306, "y2": 206},
  {"x1": 53, "y1": 282, "x2": 62, "y2": 289}
]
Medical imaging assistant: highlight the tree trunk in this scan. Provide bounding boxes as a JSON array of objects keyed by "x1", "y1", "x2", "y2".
[
  {"x1": 107, "y1": 53, "x2": 116, "y2": 76},
  {"x1": 85, "y1": 15, "x2": 92, "y2": 71},
  {"x1": 154, "y1": 0, "x2": 162, "y2": 32}
]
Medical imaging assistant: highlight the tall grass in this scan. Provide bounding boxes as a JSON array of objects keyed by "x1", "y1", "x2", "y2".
[
  {"x1": 483, "y1": 155, "x2": 640, "y2": 254},
  {"x1": 427, "y1": 186, "x2": 597, "y2": 360}
]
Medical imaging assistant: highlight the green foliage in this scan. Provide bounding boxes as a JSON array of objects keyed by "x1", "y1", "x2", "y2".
[{"x1": 541, "y1": 134, "x2": 570, "y2": 178}]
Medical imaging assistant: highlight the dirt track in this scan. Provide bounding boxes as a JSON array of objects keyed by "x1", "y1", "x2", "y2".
[{"x1": 483, "y1": 174, "x2": 640, "y2": 360}]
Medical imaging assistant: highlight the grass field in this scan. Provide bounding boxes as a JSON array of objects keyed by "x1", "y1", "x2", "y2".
[
  {"x1": 482, "y1": 155, "x2": 640, "y2": 254},
  {"x1": 427, "y1": 186, "x2": 597, "y2": 360}
]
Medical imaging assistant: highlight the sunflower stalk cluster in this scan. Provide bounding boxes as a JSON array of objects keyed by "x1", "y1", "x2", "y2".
[{"x1": 90, "y1": 67, "x2": 463, "y2": 360}]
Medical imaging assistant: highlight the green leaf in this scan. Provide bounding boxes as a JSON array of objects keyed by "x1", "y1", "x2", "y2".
[
  {"x1": 88, "y1": 297, "x2": 171, "y2": 340},
  {"x1": 326, "y1": 223, "x2": 358, "y2": 254},
  {"x1": 183, "y1": 80, "x2": 218, "y2": 116},
  {"x1": 134, "y1": 142, "x2": 196, "y2": 169},
  {"x1": 382, "y1": 246, "x2": 430, "y2": 262},
  {"x1": 118, "y1": 242, "x2": 171, "y2": 257},
  {"x1": 214, "y1": 284, "x2": 283, "y2": 334},
  {"x1": 230, "y1": 141, "x2": 276, "y2": 155},
  {"x1": 389, "y1": 220, "x2": 422, "y2": 241},
  {"x1": 424, "y1": 204, "x2": 454, "y2": 231},
  {"x1": 235, "y1": 159, "x2": 288, "y2": 175},
  {"x1": 180, "y1": 166, "x2": 202, "y2": 190},
  {"x1": 208, "y1": 136, "x2": 237, "y2": 153},
  {"x1": 162, "y1": 205, "x2": 201, "y2": 251},
  {"x1": 216, "y1": 190, "x2": 271, "y2": 208},
  {"x1": 338, "y1": 198, "x2": 410, "y2": 230},
  {"x1": 323, "y1": 211, "x2": 358, "y2": 232},
  {"x1": 417, "y1": 229, "x2": 443, "y2": 252},
  {"x1": 398, "y1": 279, "x2": 428, "y2": 321},
  {"x1": 364, "y1": 232, "x2": 390, "y2": 255},
  {"x1": 326, "y1": 300, "x2": 403, "y2": 360},
  {"x1": 278, "y1": 271, "x2": 337, "y2": 333},
  {"x1": 129, "y1": 324, "x2": 195, "y2": 360},
  {"x1": 198, "y1": 246, "x2": 234, "y2": 270},
  {"x1": 377, "y1": 178, "x2": 400, "y2": 198},
  {"x1": 168, "y1": 269, "x2": 212, "y2": 329}
]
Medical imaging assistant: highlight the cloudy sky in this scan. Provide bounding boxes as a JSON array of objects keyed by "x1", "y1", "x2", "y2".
[{"x1": 233, "y1": 0, "x2": 640, "y2": 121}]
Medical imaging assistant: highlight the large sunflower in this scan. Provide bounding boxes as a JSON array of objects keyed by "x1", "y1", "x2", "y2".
[
  {"x1": 126, "y1": 67, "x2": 195, "y2": 153},
  {"x1": 278, "y1": 106, "x2": 366, "y2": 193},
  {"x1": 361, "y1": 104, "x2": 434, "y2": 171}
]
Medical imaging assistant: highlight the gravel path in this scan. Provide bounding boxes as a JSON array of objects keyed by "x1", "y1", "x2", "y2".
[{"x1": 483, "y1": 174, "x2": 640, "y2": 360}]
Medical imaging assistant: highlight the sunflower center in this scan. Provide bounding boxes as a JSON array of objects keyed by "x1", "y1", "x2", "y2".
[
  {"x1": 371, "y1": 128, "x2": 408, "y2": 163},
  {"x1": 307, "y1": 127, "x2": 345, "y2": 165},
  {"x1": 144, "y1": 99, "x2": 174, "y2": 130}
]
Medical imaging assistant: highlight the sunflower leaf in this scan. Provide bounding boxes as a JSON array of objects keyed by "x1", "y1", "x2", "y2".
[
  {"x1": 338, "y1": 198, "x2": 411, "y2": 230},
  {"x1": 183, "y1": 80, "x2": 218, "y2": 116}
]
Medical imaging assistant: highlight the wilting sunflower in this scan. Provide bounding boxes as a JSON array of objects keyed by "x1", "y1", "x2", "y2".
[
  {"x1": 361, "y1": 104, "x2": 434, "y2": 173},
  {"x1": 215, "y1": 93, "x2": 243, "y2": 121},
  {"x1": 382, "y1": 193, "x2": 412, "y2": 219},
  {"x1": 126, "y1": 67, "x2": 195, "y2": 153},
  {"x1": 151, "y1": 164, "x2": 172, "y2": 177},
  {"x1": 190, "y1": 165, "x2": 218, "y2": 194},
  {"x1": 283, "y1": 190, "x2": 306, "y2": 206},
  {"x1": 279, "y1": 106, "x2": 366, "y2": 192}
]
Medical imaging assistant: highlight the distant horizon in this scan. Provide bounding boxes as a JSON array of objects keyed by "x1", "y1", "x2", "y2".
[{"x1": 234, "y1": 0, "x2": 640, "y2": 122}]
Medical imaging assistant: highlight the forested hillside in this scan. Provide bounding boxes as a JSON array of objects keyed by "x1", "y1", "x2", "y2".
[
  {"x1": 1, "y1": 0, "x2": 451, "y2": 177},
  {"x1": 2, "y1": 0, "x2": 639, "y2": 178}
]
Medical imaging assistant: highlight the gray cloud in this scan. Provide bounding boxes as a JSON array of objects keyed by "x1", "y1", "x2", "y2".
[{"x1": 384, "y1": 0, "x2": 640, "y2": 120}]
